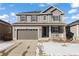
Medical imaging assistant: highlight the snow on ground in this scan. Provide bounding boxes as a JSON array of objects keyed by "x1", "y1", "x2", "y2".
[
  {"x1": 38, "y1": 42, "x2": 79, "y2": 56},
  {"x1": 0, "y1": 41, "x2": 15, "y2": 52}
]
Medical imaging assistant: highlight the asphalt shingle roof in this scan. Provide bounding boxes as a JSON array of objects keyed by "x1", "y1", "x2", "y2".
[
  {"x1": 19, "y1": 11, "x2": 41, "y2": 13},
  {"x1": 0, "y1": 19, "x2": 11, "y2": 26},
  {"x1": 68, "y1": 20, "x2": 79, "y2": 26}
]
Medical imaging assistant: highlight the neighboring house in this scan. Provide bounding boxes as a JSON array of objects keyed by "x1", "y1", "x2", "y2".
[
  {"x1": 13, "y1": 6, "x2": 66, "y2": 41},
  {"x1": 66, "y1": 25, "x2": 74, "y2": 40},
  {"x1": 0, "y1": 19, "x2": 12, "y2": 40},
  {"x1": 68, "y1": 20, "x2": 79, "y2": 40}
]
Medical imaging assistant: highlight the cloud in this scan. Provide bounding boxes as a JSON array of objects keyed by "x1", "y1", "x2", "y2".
[
  {"x1": 0, "y1": 14, "x2": 15, "y2": 24},
  {"x1": 64, "y1": 16, "x2": 72, "y2": 24},
  {"x1": 68, "y1": 9, "x2": 77, "y2": 14},
  {"x1": 47, "y1": 3, "x2": 57, "y2": 6},
  {"x1": 10, "y1": 17, "x2": 16, "y2": 24},
  {"x1": 64, "y1": 16, "x2": 71, "y2": 22},
  {"x1": 39, "y1": 4, "x2": 46, "y2": 7},
  {"x1": 68, "y1": 3, "x2": 79, "y2": 22},
  {"x1": 71, "y1": 3, "x2": 79, "y2": 8},
  {"x1": 39, "y1": 3, "x2": 56, "y2": 7},
  {"x1": 72, "y1": 14, "x2": 79, "y2": 19},
  {"x1": 68, "y1": 3, "x2": 79, "y2": 16},
  {"x1": 0, "y1": 14, "x2": 9, "y2": 19},
  {"x1": 64, "y1": 16, "x2": 70, "y2": 19},
  {"x1": 10, "y1": 12, "x2": 15, "y2": 16},
  {"x1": 68, "y1": 3, "x2": 79, "y2": 14},
  {"x1": 0, "y1": 14, "x2": 9, "y2": 22},
  {"x1": 0, "y1": 12, "x2": 16, "y2": 24}
]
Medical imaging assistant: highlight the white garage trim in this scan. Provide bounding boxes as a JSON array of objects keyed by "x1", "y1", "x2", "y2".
[{"x1": 17, "y1": 29, "x2": 38, "y2": 40}]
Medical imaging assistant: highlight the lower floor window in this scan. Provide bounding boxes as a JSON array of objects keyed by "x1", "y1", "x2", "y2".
[
  {"x1": 51, "y1": 26, "x2": 64, "y2": 33},
  {"x1": 51, "y1": 26, "x2": 58, "y2": 33}
]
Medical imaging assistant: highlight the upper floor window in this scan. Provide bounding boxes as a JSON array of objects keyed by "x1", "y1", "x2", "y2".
[
  {"x1": 31, "y1": 16, "x2": 37, "y2": 21},
  {"x1": 52, "y1": 15, "x2": 60, "y2": 21},
  {"x1": 20, "y1": 15, "x2": 27, "y2": 21},
  {"x1": 44, "y1": 15, "x2": 46, "y2": 20}
]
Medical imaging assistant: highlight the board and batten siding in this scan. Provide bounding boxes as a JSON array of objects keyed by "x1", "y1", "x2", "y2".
[
  {"x1": 16, "y1": 15, "x2": 63, "y2": 23},
  {"x1": 52, "y1": 9, "x2": 62, "y2": 15},
  {"x1": 16, "y1": 8, "x2": 64, "y2": 23},
  {"x1": 41, "y1": 7, "x2": 55, "y2": 13}
]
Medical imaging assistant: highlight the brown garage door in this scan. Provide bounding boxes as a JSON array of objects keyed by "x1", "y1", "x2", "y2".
[{"x1": 17, "y1": 29, "x2": 38, "y2": 40}]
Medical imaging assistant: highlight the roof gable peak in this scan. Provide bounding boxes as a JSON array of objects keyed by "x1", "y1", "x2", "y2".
[{"x1": 40, "y1": 5, "x2": 64, "y2": 14}]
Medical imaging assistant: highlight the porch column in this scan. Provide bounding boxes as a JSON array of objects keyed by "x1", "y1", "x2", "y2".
[
  {"x1": 38, "y1": 27, "x2": 42, "y2": 40},
  {"x1": 13, "y1": 27, "x2": 17, "y2": 40},
  {"x1": 49, "y1": 26, "x2": 51, "y2": 39},
  {"x1": 63, "y1": 26, "x2": 66, "y2": 41}
]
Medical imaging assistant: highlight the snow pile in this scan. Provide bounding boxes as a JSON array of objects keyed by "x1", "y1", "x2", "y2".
[
  {"x1": 0, "y1": 41, "x2": 15, "y2": 51},
  {"x1": 39, "y1": 42, "x2": 79, "y2": 56}
]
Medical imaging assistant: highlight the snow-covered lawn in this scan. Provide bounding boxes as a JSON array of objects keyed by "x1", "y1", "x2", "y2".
[
  {"x1": 37, "y1": 42, "x2": 79, "y2": 56},
  {"x1": 0, "y1": 41, "x2": 15, "y2": 52}
]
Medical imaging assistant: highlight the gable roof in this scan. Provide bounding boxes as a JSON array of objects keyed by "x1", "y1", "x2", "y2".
[
  {"x1": 68, "y1": 20, "x2": 79, "y2": 26},
  {"x1": 16, "y1": 6, "x2": 64, "y2": 15},
  {"x1": 40, "y1": 6, "x2": 64, "y2": 14},
  {"x1": 40, "y1": 6, "x2": 53, "y2": 13}
]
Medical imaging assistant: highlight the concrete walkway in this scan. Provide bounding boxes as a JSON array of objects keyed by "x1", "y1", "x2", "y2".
[{"x1": 0, "y1": 40, "x2": 37, "y2": 56}]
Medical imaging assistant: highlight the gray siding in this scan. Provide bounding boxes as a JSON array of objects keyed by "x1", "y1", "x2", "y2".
[
  {"x1": 17, "y1": 29, "x2": 38, "y2": 39},
  {"x1": 16, "y1": 8, "x2": 64, "y2": 23},
  {"x1": 16, "y1": 15, "x2": 63, "y2": 23}
]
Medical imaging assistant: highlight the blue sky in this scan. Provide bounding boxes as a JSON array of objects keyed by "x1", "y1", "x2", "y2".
[{"x1": 0, "y1": 3, "x2": 79, "y2": 24}]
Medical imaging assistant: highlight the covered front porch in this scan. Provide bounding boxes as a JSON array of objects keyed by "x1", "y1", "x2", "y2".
[{"x1": 40, "y1": 25, "x2": 66, "y2": 41}]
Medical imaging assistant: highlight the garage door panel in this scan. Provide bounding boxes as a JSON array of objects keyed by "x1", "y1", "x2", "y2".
[{"x1": 17, "y1": 29, "x2": 38, "y2": 40}]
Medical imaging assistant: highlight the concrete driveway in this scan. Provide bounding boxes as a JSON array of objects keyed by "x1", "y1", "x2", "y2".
[{"x1": 0, "y1": 40, "x2": 38, "y2": 56}]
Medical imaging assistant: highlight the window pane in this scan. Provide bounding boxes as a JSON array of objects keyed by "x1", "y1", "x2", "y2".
[
  {"x1": 20, "y1": 15, "x2": 27, "y2": 21},
  {"x1": 51, "y1": 26, "x2": 59, "y2": 33},
  {"x1": 31, "y1": 16, "x2": 37, "y2": 21},
  {"x1": 53, "y1": 15, "x2": 60, "y2": 21},
  {"x1": 51, "y1": 26, "x2": 63, "y2": 33},
  {"x1": 44, "y1": 16, "x2": 46, "y2": 20}
]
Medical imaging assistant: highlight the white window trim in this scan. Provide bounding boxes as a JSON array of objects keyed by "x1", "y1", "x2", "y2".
[
  {"x1": 20, "y1": 15, "x2": 27, "y2": 21},
  {"x1": 31, "y1": 16, "x2": 37, "y2": 22},
  {"x1": 53, "y1": 15, "x2": 60, "y2": 21}
]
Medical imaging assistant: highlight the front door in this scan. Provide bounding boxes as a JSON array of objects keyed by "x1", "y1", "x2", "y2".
[{"x1": 42, "y1": 26, "x2": 49, "y2": 37}]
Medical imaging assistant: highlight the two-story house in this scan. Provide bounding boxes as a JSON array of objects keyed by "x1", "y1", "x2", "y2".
[{"x1": 13, "y1": 6, "x2": 66, "y2": 41}]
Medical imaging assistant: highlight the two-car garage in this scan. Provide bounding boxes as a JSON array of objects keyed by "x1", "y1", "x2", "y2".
[{"x1": 17, "y1": 29, "x2": 38, "y2": 40}]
